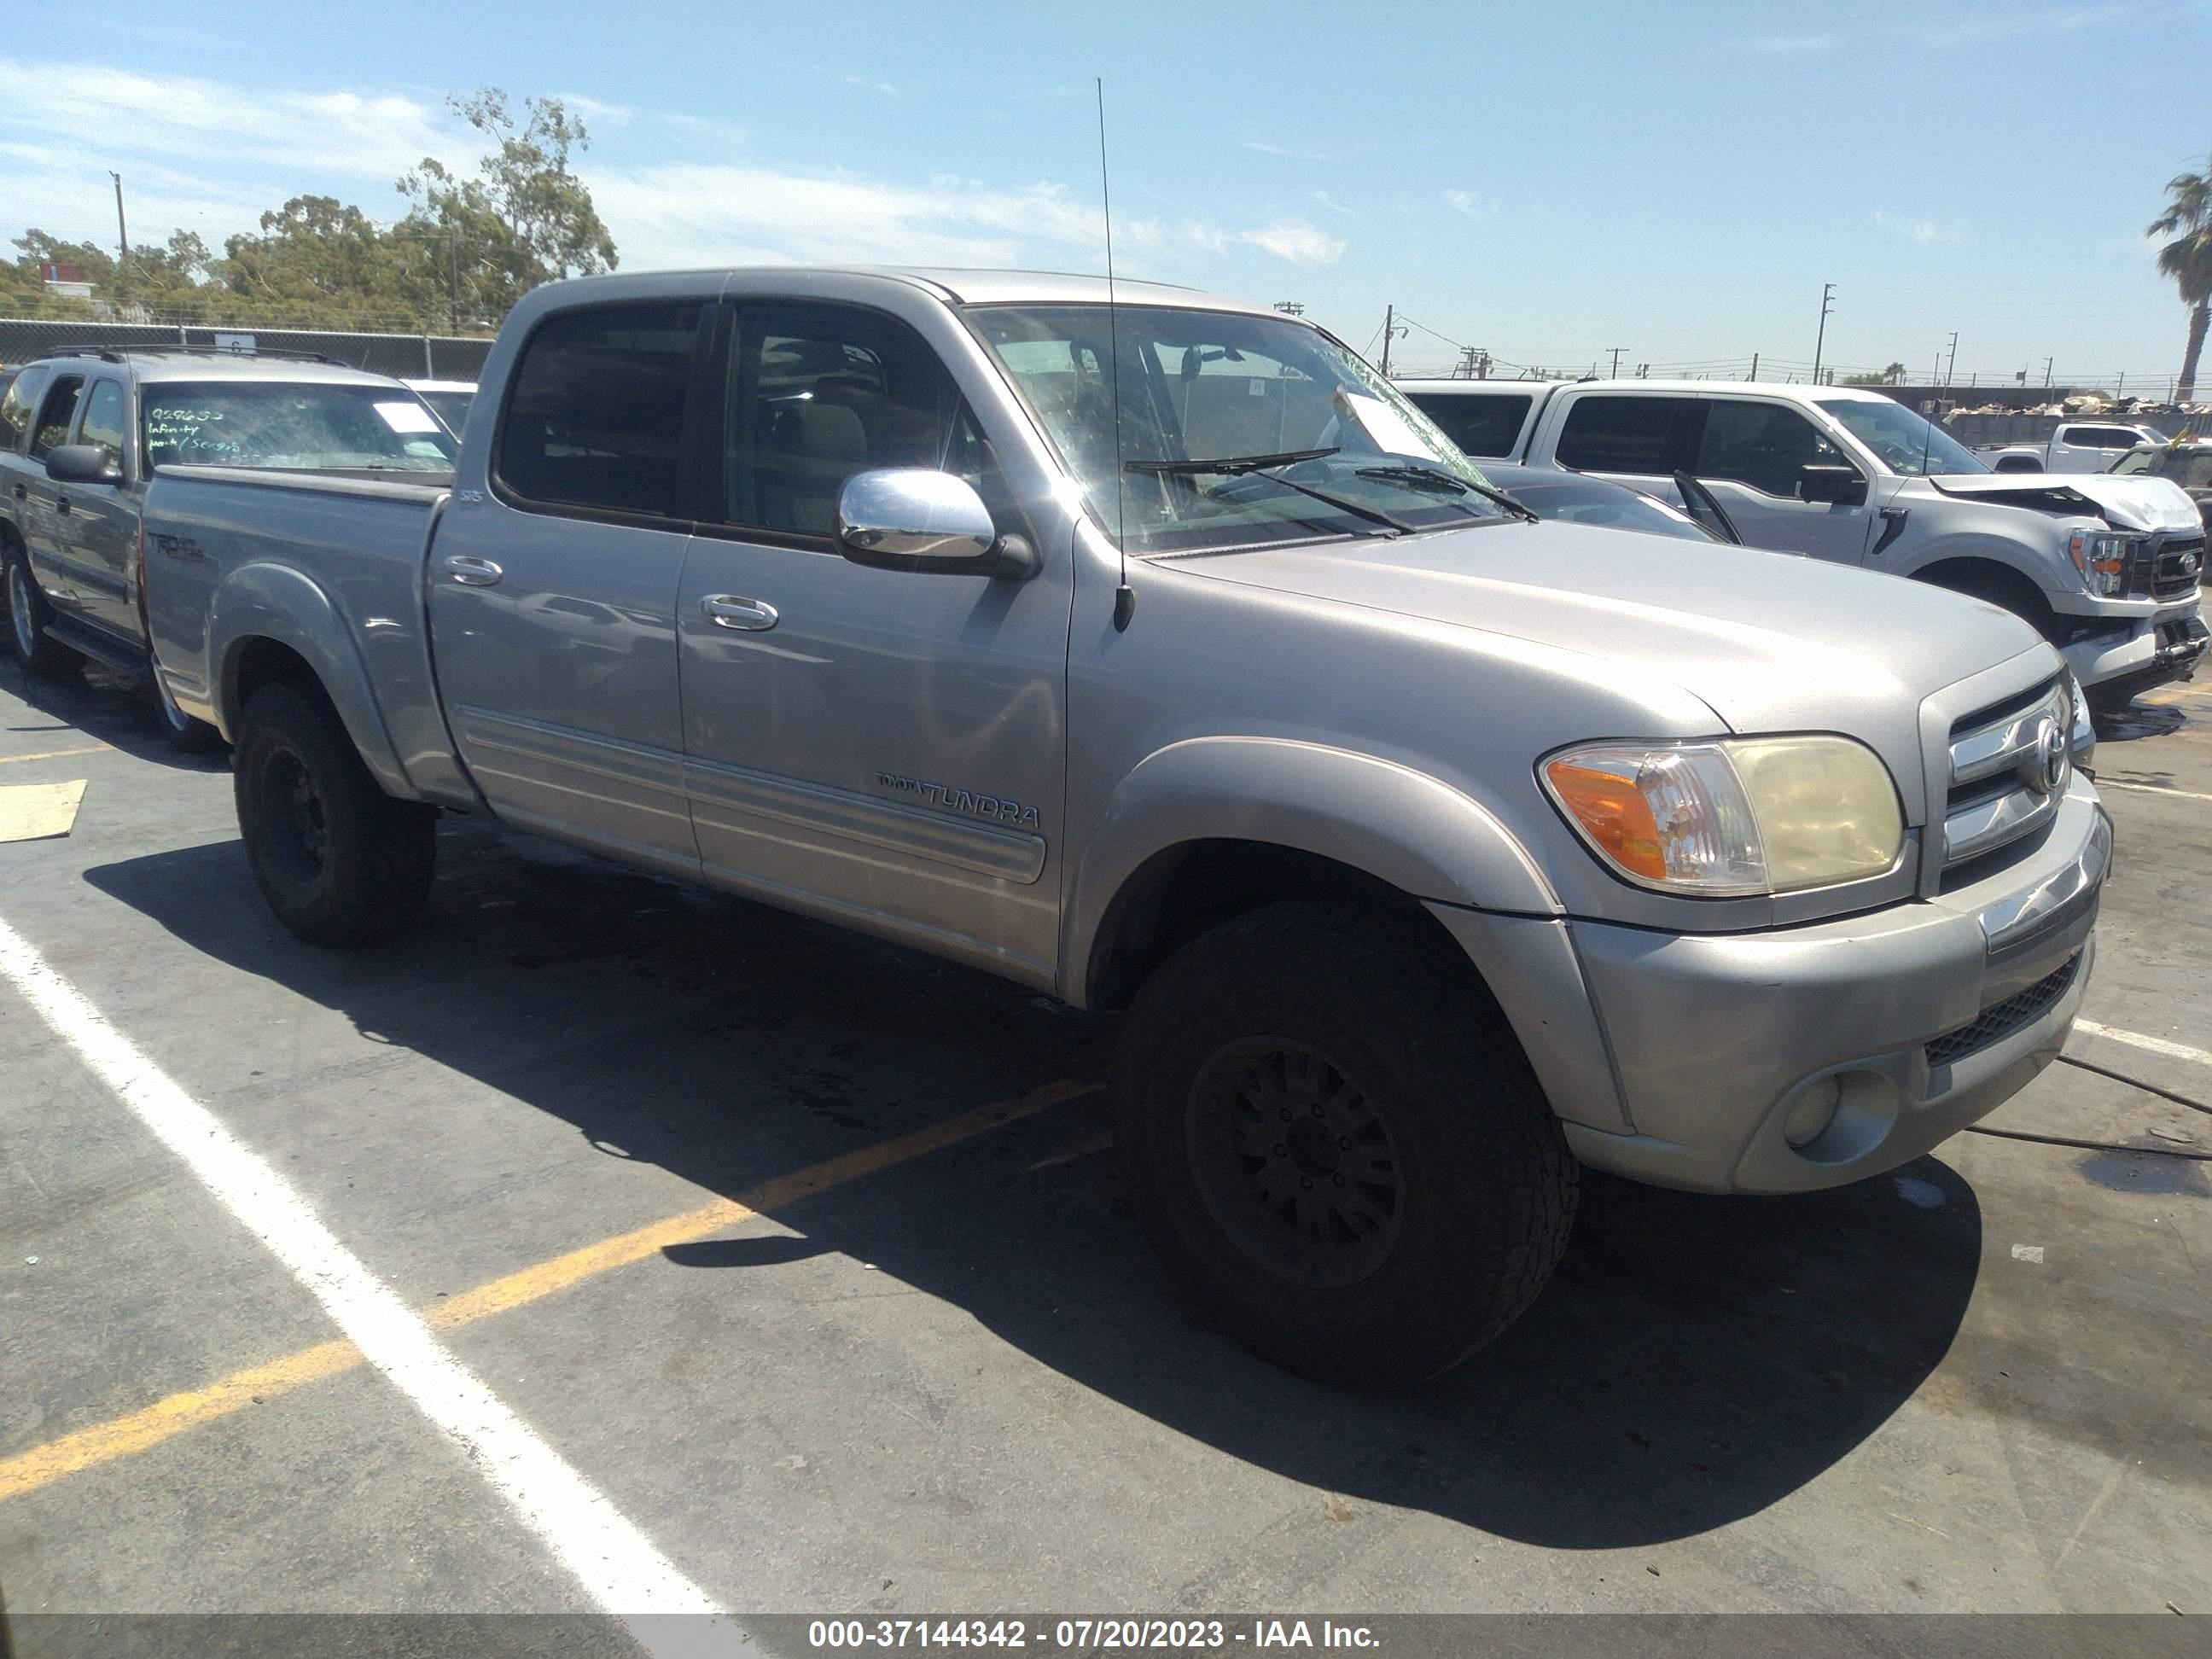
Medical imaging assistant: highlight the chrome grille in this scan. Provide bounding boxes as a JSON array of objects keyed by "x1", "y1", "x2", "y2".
[
  {"x1": 2145, "y1": 534, "x2": 2203, "y2": 599},
  {"x1": 1925, "y1": 952, "x2": 2081, "y2": 1068},
  {"x1": 1942, "y1": 677, "x2": 2068, "y2": 869}
]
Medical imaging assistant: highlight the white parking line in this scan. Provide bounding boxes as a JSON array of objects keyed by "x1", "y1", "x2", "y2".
[
  {"x1": 2074, "y1": 1019, "x2": 2212, "y2": 1072},
  {"x1": 0, "y1": 916, "x2": 736, "y2": 1646},
  {"x1": 2094, "y1": 779, "x2": 2212, "y2": 805}
]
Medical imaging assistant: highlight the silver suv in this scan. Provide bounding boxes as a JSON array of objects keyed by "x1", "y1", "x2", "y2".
[{"x1": 0, "y1": 346, "x2": 454, "y2": 745}]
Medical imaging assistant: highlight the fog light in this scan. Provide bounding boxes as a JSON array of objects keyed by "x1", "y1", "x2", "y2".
[{"x1": 1784, "y1": 1076, "x2": 1842, "y2": 1148}]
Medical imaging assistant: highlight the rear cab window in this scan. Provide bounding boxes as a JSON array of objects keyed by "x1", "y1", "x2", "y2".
[
  {"x1": 495, "y1": 302, "x2": 705, "y2": 519},
  {"x1": 1404, "y1": 391, "x2": 1533, "y2": 458},
  {"x1": 141, "y1": 382, "x2": 457, "y2": 474},
  {"x1": 1552, "y1": 395, "x2": 1702, "y2": 474},
  {"x1": 0, "y1": 365, "x2": 53, "y2": 453},
  {"x1": 31, "y1": 375, "x2": 84, "y2": 460}
]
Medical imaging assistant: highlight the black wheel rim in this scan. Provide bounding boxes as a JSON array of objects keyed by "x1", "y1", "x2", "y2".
[
  {"x1": 9, "y1": 564, "x2": 33, "y2": 660},
  {"x1": 1185, "y1": 1039, "x2": 1405, "y2": 1289},
  {"x1": 260, "y1": 748, "x2": 329, "y2": 883}
]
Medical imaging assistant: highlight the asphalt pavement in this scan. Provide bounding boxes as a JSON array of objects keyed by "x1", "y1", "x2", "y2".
[{"x1": 1, "y1": 657, "x2": 2207, "y2": 1639}]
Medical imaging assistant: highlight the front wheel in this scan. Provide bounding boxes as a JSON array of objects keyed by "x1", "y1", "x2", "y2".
[
  {"x1": 233, "y1": 682, "x2": 436, "y2": 946},
  {"x1": 1114, "y1": 902, "x2": 1578, "y2": 1386}
]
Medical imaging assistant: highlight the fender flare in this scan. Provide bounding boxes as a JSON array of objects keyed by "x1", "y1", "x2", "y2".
[
  {"x1": 1064, "y1": 736, "x2": 1560, "y2": 1004},
  {"x1": 211, "y1": 561, "x2": 415, "y2": 799},
  {"x1": 1890, "y1": 532, "x2": 2070, "y2": 600}
]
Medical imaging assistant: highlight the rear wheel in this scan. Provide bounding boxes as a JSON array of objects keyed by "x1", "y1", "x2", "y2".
[
  {"x1": 233, "y1": 682, "x2": 436, "y2": 946},
  {"x1": 1114, "y1": 902, "x2": 1578, "y2": 1386},
  {"x1": 5, "y1": 548, "x2": 77, "y2": 678}
]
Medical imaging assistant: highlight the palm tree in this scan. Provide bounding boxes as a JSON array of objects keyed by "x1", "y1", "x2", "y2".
[{"x1": 2148, "y1": 153, "x2": 2212, "y2": 402}]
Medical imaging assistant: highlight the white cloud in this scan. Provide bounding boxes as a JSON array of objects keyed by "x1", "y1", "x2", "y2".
[
  {"x1": 1875, "y1": 207, "x2": 1961, "y2": 245},
  {"x1": 553, "y1": 93, "x2": 634, "y2": 129},
  {"x1": 841, "y1": 76, "x2": 899, "y2": 97},
  {"x1": 1310, "y1": 189, "x2": 1355, "y2": 218},
  {"x1": 1920, "y1": 2, "x2": 2160, "y2": 47},
  {"x1": 1749, "y1": 32, "x2": 1837, "y2": 52},
  {"x1": 1443, "y1": 189, "x2": 1491, "y2": 222},
  {"x1": 0, "y1": 57, "x2": 1340, "y2": 281},
  {"x1": 1241, "y1": 137, "x2": 1336, "y2": 163},
  {"x1": 1236, "y1": 221, "x2": 1345, "y2": 264}
]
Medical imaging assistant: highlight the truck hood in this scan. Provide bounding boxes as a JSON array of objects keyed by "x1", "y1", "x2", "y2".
[
  {"x1": 1924, "y1": 471, "x2": 2201, "y2": 533},
  {"x1": 1182, "y1": 520, "x2": 2048, "y2": 746}
]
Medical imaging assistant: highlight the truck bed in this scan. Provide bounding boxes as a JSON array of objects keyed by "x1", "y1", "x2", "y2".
[{"x1": 141, "y1": 463, "x2": 455, "y2": 800}]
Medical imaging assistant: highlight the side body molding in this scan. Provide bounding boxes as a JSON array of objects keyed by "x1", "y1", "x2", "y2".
[
  {"x1": 212, "y1": 562, "x2": 416, "y2": 800},
  {"x1": 1064, "y1": 736, "x2": 1563, "y2": 1004}
]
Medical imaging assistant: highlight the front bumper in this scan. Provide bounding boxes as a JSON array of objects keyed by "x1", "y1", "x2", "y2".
[
  {"x1": 1548, "y1": 780, "x2": 2110, "y2": 1195},
  {"x1": 2061, "y1": 595, "x2": 2205, "y2": 693}
]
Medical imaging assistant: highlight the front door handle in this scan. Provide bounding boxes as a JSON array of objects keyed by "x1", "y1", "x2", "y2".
[
  {"x1": 9, "y1": 483, "x2": 23, "y2": 501},
  {"x1": 55, "y1": 495, "x2": 70, "y2": 515},
  {"x1": 442, "y1": 555, "x2": 504, "y2": 587},
  {"x1": 701, "y1": 593, "x2": 778, "y2": 632}
]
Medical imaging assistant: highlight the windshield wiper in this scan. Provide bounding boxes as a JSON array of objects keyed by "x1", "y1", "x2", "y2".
[
  {"x1": 1355, "y1": 463, "x2": 1540, "y2": 524},
  {"x1": 1127, "y1": 447, "x2": 1339, "y2": 475},
  {"x1": 1129, "y1": 448, "x2": 1413, "y2": 535}
]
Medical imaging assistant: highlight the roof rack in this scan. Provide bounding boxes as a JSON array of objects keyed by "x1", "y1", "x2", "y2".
[{"x1": 39, "y1": 344, "x2": 351, "y2": 366}]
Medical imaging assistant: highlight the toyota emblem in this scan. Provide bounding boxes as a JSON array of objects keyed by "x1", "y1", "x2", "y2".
[{"x1": 2026, "y1": 716, "x2": 2069, "y2": 796}]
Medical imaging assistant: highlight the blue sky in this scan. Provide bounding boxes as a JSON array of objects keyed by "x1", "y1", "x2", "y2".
[{"x1": 4, "y1": 0, "x2": 2209, "y2": 387}]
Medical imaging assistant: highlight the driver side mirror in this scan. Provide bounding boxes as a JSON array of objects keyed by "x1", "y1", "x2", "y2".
[
  {"x1": 1797, "y1": 463, "x2": 1866, "y2": 507},
  {"x1": 45, "y1": 444, "x2": 122, "y2": 486},
  {"x1": 835, "y1": 469, "x2": 1039, "y2": 579}
]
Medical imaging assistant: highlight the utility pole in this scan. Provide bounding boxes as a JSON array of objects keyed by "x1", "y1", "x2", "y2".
[
  {"x1": 2042, "y1": 356, "x2": 2053, "y2": 388},
  {"x1": 1378, "y1": 305, "x2": 1406, "y2": 375},
  {"x1": 1272, "y1": 301, "x2": 1304, "y2": 316},
  {"x1": 1811, "y1": 282, "x2": 1835, "y2": 384},
  {"x1": 1944, "y1": 331, "x2": 1959, "y2": 387},
  {"x1": 108, "y1": 171, "x2": 130, "y2": 271},
  {"x1": 1607, "y1": 346, "x2": 1628, "y2": 379},
  {"x1": 1749, "y1": 352, "x2": 1759, "y2": 381},
  {"x1": 1454, "y1": 346, "x2": 1480, "y2": 379}
]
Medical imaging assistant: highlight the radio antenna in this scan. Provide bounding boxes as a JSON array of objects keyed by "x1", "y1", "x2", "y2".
[{"x1": 1097, "y1": 78, "x2": 1135, "y2": 632}]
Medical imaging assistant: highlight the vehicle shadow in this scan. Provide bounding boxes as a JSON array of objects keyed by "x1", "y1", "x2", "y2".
[
  {"x1": 82, "y1": 824, "x2": 1983, "y2": 1551},
  {"x1": 0, "y1": 659, "x2": 229, "y2": 772}
]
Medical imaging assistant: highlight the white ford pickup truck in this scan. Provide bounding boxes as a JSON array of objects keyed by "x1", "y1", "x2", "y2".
[{"x1": 1403, "y1": 378, "x2": 2206, "y2": 708}]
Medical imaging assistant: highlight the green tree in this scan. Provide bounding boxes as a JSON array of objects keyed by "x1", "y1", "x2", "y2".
[
  {"x1": 2148, "y1": 151, "x2": 2212, "y2": 402},
  {"x1": 220, "y1": 196, "x2": 411, "y2": 324},
  {"x1": 398, "y1": 89, "x2": 618, "y2": 324}
]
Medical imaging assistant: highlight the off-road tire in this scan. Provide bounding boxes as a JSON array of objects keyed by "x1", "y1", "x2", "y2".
[
  {"x1": 1114, "y1": 901, "x2": 1578, "y2": 1386},
  {"x1": 5, "y1": 545, "x2": 78, "y2": 678},
  {"x1": 233, "y1": 682, "x2": 436, "y2": 946}
]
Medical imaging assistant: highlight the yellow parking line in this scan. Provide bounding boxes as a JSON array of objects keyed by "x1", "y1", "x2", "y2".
[
  {"x1": 0, "y1": 1077, "x2": 1099, "y2": 1505},
  {"x1": 0, "y1": 746, "x2": 107, "y2": 765}
]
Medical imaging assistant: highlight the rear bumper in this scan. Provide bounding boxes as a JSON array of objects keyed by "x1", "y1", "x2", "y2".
[{"x1": 1549, "y1": 782, "x2": 2109, "y2": 1195}]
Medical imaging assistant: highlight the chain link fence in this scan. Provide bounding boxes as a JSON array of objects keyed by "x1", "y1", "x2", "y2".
[{"x1": 0, "y1": 316, "x2": 494, "y2": 381}]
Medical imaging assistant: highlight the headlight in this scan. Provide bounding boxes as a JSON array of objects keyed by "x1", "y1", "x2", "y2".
[
  {"x1": 2068, "y1": 530, "x2": 2139, "y2": 597},
  {"x1": 1541, "y1": 736, "x2": 1904, "y2": 896}
]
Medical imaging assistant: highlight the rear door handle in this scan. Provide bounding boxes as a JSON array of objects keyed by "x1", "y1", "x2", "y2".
[
  {"x1": 441, "y1": 555, "x2": 503, "y2": 586},
  {"x1": 55, "y1": 495, "x2": 70, "y2": 515},
  {"x1": 701, "y1": 593, "x2": 778, "y2": 631},
  {"x1": 9, "y1": 483, "x2": 23, "y2": 500}
]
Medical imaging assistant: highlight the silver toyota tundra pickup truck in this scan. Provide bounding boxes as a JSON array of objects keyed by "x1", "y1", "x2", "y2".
[{"x1": 142, "y1": 269, "x2": 2110, "y2": 1385}]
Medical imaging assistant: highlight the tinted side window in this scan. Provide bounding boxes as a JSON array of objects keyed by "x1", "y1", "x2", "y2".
[
  {"x1": 1694, "y1": 400, "x2": 1848, "y2": 496},
  {"x1": 0, "y1": 366, "x2": 51, "y2": 452},
  {"x1": 1407, "y1": 392, "x2": 1532, "y2": 457},
  {"x1": 725, "y1": 303, "x2": 961, "y2": 538},
  {"x1": 78, "y1": 381, "x2": 127, "y2": 472},
  {"x1": 497, "y1": 302, "x2": 703, "y2": 517},
  {"x1": 32, "y1": 375, "x2": 84, "y2": 460},
  {"x1": 2110, "y1": 450, "x2": 2152, "y2": 474},
  {"x1": 1554, "y1": 395, "x2": 1699, "y2": 474},
  {"x1": 2081, "y1": 426, "x2": 2143, "y2": 448}
]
